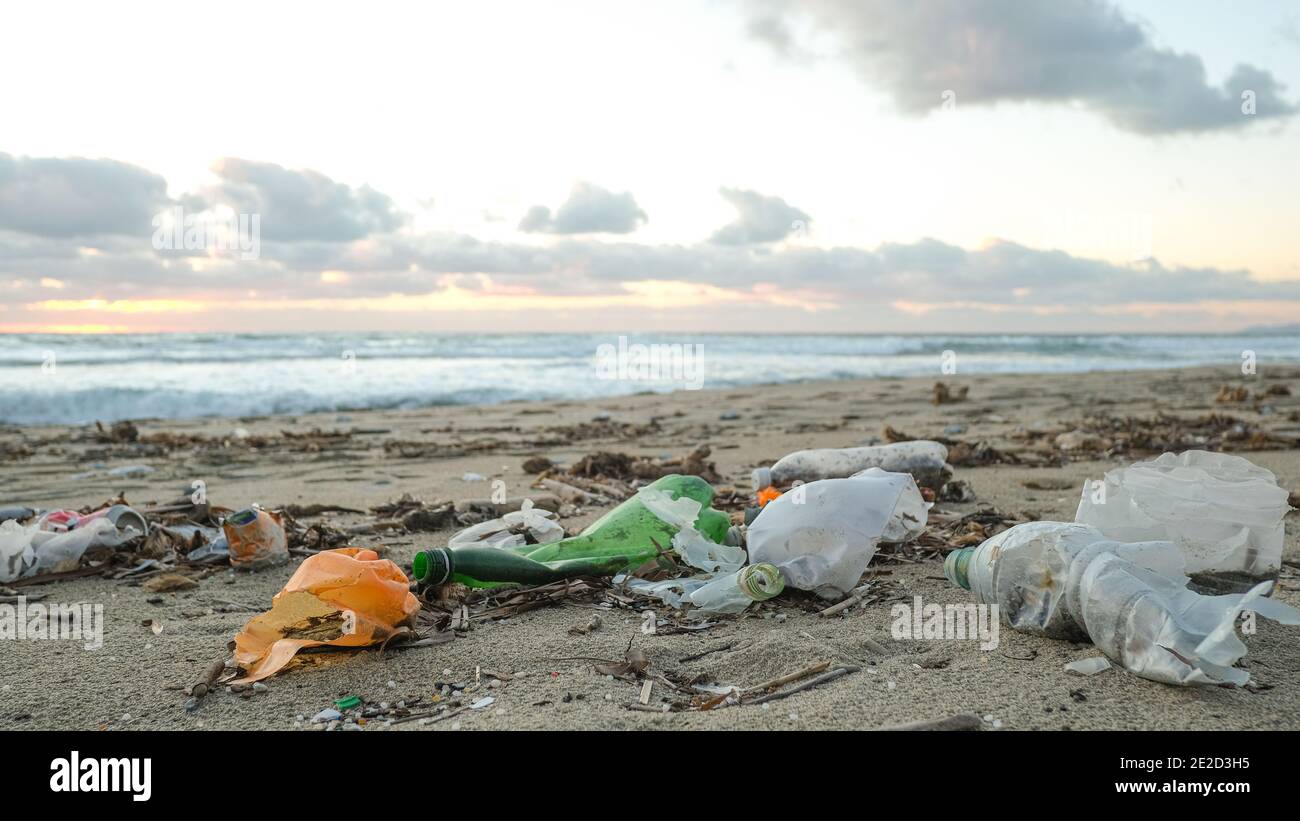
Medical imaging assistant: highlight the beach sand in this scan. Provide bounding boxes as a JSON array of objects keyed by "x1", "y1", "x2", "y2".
[{"x1": 3, "y1": 364, "x2": 1299, "y2": 731}]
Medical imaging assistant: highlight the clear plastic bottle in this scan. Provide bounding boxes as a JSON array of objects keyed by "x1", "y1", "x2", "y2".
[
  {"x1": 752, "y1": 441, "x2": 950, "y2": 491},
  {"x1": 687, "y1": 563, "x2": 784, "y2": 614},
  {"x1": 945, "y1": 520, "x2": 1300, "y2": 686}
]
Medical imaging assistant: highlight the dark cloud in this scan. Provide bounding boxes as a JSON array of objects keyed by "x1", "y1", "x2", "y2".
[
  {"x1": 710, "y1": 187, "x2": 810, "y2": 245},
  {"x1": 0, "y1": 152, "x2": 170, "y2": 238},
  {"x1": 201, "y1": 158, "x2": 404, "y2": 242},
  {"x1": 747, "y1": 0, "x2": 1297, "y2": 134},
  {"x1": 519, "y1": 182, "x2": 647, "y2": 234}
]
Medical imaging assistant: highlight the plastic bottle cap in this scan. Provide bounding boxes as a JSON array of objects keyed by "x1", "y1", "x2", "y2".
[
  {"x1": 752, "y1": 467, "x2": 772, "y2": 491},
  {"x1": 738, "y1": 563, "x2": 784, "y2": 601},
  {"x1": 944, "y1": 548, "x2": 973, "y2": 591}
]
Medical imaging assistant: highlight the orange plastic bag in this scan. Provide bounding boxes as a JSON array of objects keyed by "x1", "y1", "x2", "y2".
[{"x1": 232, "y1": 547, "x2": 420, "y2": 683}]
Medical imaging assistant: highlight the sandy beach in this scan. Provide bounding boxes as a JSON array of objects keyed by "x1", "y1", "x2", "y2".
[{"x1": 3, "y1": 363, "x2": 1299, "y2": 731}]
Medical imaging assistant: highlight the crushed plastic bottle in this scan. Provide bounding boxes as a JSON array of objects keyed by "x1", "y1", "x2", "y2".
[
  {"x1": 1075, "y1": 450, "x2": 1292, "y2": 591},
  {"x1": 223, "y1": 508, "x2": 290, "y2": 571},
  {"x1": 687, "y1": 563, "x2": 784, "y2": 613},
  {"x1": 945, "y1": 520, "x2": 1300, "y2": 686},
  {"x1": 621, "y1": 562, "x2": 784, "y2": 614},
  {"x1": 752, "y1": 440, "x2": 951, "y2": 492},
  {"x1": 747, "y1": 468, "x2": 926, "y2": 599}
]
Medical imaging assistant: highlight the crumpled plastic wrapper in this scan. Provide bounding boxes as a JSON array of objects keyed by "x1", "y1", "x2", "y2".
[
  {"x1": 449, "y1": 499, "x2": 564, "y2": 549},
  {"x1": 1076, "y1": 450, "x2": 1291, "y2": 577},
  {"x1": 232, "y1": 547, "x2": 420, "y2": 683},
  {"x1": 0, "y1": 518, "x2": 137, "y2": 582}
]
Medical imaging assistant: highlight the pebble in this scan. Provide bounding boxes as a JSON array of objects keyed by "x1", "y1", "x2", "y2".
[
  {"x1": 387, "y1": 680, "x2": 397, "y2": 689},
  {"x1": 442, "y1": 668, "x2": 453, "y2": 677},
  {"x1": 489, "y1": 679, "x2": 502, "y2": 689},
  {"x1": 252, "y1": 682, "x2": 268, "y2": 693}
]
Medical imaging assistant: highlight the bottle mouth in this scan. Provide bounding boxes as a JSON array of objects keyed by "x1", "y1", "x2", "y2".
[
  {"x1": 944, "y1": 548, "x2": 973, "y2": 590},
  {"x1": 412, "y1": 548, "x2": 452, "y2": 585},
  {"x1": 739, "y1": 563, "x2": 784, "y2": 600},
  {"x1": 227, "y1": 508, "x2": 260, "y2": 527}
]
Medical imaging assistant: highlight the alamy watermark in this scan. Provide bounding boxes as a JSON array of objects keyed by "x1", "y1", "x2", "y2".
[
  {"x1": 891, "y1": 595, "x2": 1000, "y2": 651},
  {"x1": 1, "y1": 596, "x2": 104, "y2": 650},
  {"x1": 152, "y1": 205, "x2": 260, "y2": 260},
  {"x1": 595, "y1": 336, "x2": 704, "y2": 390}
]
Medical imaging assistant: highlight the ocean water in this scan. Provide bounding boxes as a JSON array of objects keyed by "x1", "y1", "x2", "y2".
[{"x1": 1, "y1": 333, "x2": 1298, "y2": 426}]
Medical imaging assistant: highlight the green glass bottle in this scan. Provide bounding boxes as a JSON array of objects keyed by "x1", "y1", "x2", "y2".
[{"x1": 412, "y1": 474, "x2": 731, "y2": 588}]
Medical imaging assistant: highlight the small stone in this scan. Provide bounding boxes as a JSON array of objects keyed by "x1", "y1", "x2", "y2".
[
  {"x1": 387, "y1": 680, "x2": 397, "y2": 689},
  {"x1": 252, "y1": 682, "x2": 268, "y2": 693},
  {"x1": 489, "y1": 679, "x2": 502, "y2": 689}
]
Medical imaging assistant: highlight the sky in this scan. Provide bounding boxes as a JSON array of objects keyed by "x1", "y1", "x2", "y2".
[{"x1": 1, "y1": 0, "x2": 1298, "y2": 334}]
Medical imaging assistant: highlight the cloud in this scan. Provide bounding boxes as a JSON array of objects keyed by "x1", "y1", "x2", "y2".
[
  {"x1": 200, "y1": 158, "x2": 404, "y2": 242},
  {"x1": 710, "y1": 187, "x2": 810, "y2": 245},
  {"x1": 5, "y1": 153, "x2": 1299, "y2": 331},
  {"x1": 0, "y1": 152, "x2": 170, "y2": 237},
  {"x1": 746, "y1": 0, "x2": 1297, "y2": 134},
  {"x1": 518, "y1": 181, "x2": 647, "y2": 234}
]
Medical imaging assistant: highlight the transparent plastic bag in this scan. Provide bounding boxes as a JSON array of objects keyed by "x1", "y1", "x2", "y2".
[
  {"x1": 748, "y1": 468, "x2": 924, "y2": 599},
  {"x1": 1075, "y1": 450, "x2": 1290, "y2": 579},
  {"x1": 0, "y1": 517, "x2": 136, "y2": 582}
]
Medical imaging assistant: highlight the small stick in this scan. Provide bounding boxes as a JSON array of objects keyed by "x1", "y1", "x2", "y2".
[
  {"x1": 185, "y1": 657, "x2": 228, "y2": 712},
  {"x1": 879, "y1": 713, "x2": 983, "y2": 732},
  {"x1": 678, "y1": 640, "x2": 739, "y2": 663},
  {"x1": 743, "y1": 660, "x2": 832, "y2": 695},
  {"x1": 639, "y1": 680, "x2": 654, "y2": 705},
  {"x1": 745, "y1": 665, "x2": 860, "y2": 705},
  {"x1": 625, "y1": 702, "x2": 670, "y2": 713},
  {"x1": 818, "y1": 595, "x2": 861, "y2": 618}
]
